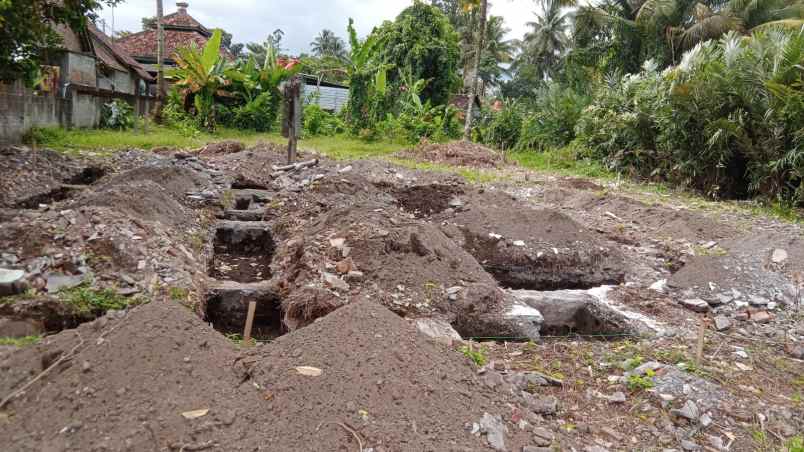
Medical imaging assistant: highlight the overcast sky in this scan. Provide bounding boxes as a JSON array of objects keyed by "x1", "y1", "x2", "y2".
[{"x1": 97, "y1": 0, "x2": 539, "y2": 54}]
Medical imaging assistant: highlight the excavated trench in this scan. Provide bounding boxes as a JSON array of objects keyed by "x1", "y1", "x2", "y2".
[
  {"x1": 204, "y1": 189, "x2": 285, "y2": 341},
  {"x1": 15, "y1": 165, "x2": 107, "y2": 209}
]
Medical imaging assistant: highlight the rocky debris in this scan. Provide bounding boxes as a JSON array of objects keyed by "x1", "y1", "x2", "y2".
[
  {"x1": 531, "y1": 426, "x2": 554, "y2": 446},
  {"x1": 785, "y1": 343, "x2": 804, "y2": 359},
  {"x1": 680, "y1": 298, "x2": 710, "y2": 313},
  {"x1": 478, "y1": 412, "x2": 508, "y2": 451},
  {"x1": 415, "y1": 318, "x2": 463, "y2": 345},
  {"x1": 449, "y1": 285, "x2": 543, "y2": 341},
  {"x1": 222, "y1": 208, "x2": 265, "y2": 221},
  {"x1": 713, "y1": 315, "x2": 732, "y2": 331},
  {"x1": 44, "y1": 273, "x2": 85, "y2": 294},
  {"x1": 520, "y1": 391, "x2": 558, "y2": 415},
  {"x1": 0, "y1": 268, "x2": 26, "y2": 295},
  {"x1": 771, "y1": 248, "x2": 788, "y2": 264}
]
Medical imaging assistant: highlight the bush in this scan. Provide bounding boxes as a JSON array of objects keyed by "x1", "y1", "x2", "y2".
[
  {"x1": 162, "y1": 90, "x2": 201, "y2": 136},
  {"x1": 573, "y1": 29, "x2": 804, "y2": 204},
  {"x1": 227, "y1": 92, "x2": 278, "y2": 132},
  {"x1": 100, "y1": 99, "x2": 134, "y2": 130},
  {"x1": 303, "y1": 103, "x2": 345, "y2": 137},
  {"x1": 376, "y1": 104, "x2": 461, "y2": 144},
  {"x1": 516, "y1": 83, "x2": 591, "y2": 151},
  {"x1": 476, "y1": 100, "x2": 524, "y2": 151}
]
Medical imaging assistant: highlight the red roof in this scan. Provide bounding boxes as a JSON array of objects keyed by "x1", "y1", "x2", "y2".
[
  {"x1": 87, "y1": 23, "x2": 153, "y2": 81},
  {"x1": 116, "y1": 9, "x2": 230, "y2": 63}
]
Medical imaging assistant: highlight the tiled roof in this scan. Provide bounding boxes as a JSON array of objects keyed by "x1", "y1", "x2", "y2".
[
  {"x1": 116, "y1": 10, "x2": 229, "y2": 63},
  {"x1": 87, "y1": 23, "x2": 153, "y2": 81}
]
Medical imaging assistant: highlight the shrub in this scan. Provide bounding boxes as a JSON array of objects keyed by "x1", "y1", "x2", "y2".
[
  {"x1": 516, "y1": 83, "x2": 591, "y2": 150},
  {"x1": 573, "y1": 28, "x2": 804, "y2": 204},
  {"x1": 303, "y1": 103, "x2": 345, "y2": 137},
  {"x1": 100, "y1": 99, "x2": 134, "y2": 130},
  {"x1": 227, "y1": 92, "x2": 278, "y2": 132},
  {"x1": 476, "y1": 100, "x2": 524, "y2": 151}
]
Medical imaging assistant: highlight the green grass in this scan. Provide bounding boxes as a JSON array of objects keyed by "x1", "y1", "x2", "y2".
[
  {"x1": 58, "y1": 284, "x2": 135, "y2": 314},
  {"x1": 0, "y1": 335, "x2": 42, "y2": 347},
  {"x1": 509, "y1": 148, "x2": 613, "y2": 179},
  {"x1": 29, "y1": 126, "x2": 406, "y2": 160}
]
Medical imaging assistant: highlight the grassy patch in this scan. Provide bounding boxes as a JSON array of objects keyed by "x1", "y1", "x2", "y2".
[
  {"x1": 0, "y1": 335, "x2": 42, "y2": 347},
  {"x1": 460, "y1": 344, "x2": 488, "y2": 367},
  {"x1": 168, "y1": 286, "x2": 190, "y2": 302},
  {"x1": 58, "y1": 284, "x2": 134, "y2": 314},
  {"x1": 509, "y1": 148, "x2": 613, "y2": 180}
]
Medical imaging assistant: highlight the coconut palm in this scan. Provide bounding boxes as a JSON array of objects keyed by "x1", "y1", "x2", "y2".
[
  {"x1": 310, "y1": 29, "x2": 348, "y2": 60},
  {"x1": 517, "y1": 0, "x2": 576, "y2": 78},
  {"x1": 478, "y1": 15, "x2": 516, "y2": 89}
]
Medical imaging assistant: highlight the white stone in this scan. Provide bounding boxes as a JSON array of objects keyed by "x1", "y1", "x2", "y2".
[
  {"x1": 771, "y1": 248, "x2": 788, "y2": 264},
  {"x1": 649, "y1": 279, "x2": 668, "y2": 293},
  {"x1": 415, "y1": 319, "x2": 462, "y2": 346}
]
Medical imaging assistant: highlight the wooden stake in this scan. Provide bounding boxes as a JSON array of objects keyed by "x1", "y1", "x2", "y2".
[
  {"x1": 243, "y1": 301, "x2": 257, "y2": 346},
  {"x1": 695, "y1": 316, "x2": 706, "y2": 366}
]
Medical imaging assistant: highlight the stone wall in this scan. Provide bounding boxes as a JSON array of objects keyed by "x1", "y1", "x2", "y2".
[
  {"x1": 0, "y1": 82, "x2": 156, "y2": 145},
  {"x1": 0, "y1": 81, "x2": 67, "y2": 145}
]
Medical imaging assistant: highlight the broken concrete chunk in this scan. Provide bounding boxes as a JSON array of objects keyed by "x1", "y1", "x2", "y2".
[
  {"x1": 478, "y1": 412, "x2": 507, "y2": 451},
  {"x1": 415, "y1": 318, "x2": 462, "y2": 346},
  {"x1": 45, "y1": 273, "x2": 85, "y2": 294},
  {"x1": 322, "y1": 272, "x2": 350, "y2": 292},
  {"x1": 0, "y1": 268, "x2": 26, "y2": 296},
  {"x1": 771, "y1": 248, "x2": 788, "y2": 264},
  {"x1": 713, "y1": 315, "x2": 731, "y2": 332},
  {"x1": 680, "y1": 298, "x2": 710, "y2": 313}
]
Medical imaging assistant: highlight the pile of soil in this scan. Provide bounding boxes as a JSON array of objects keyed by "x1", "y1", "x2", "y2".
[
  {"x1": 397, "y1": 141, "x2": 504, "y2": 168},
  {"x1": 0, "y1": 296, "x2": 535, "y2": 451},
  {"x1": 0, "y1": 146, "x2": 106, "y2": 209}
]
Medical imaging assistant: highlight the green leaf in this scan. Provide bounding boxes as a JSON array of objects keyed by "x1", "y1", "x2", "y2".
[
  {"x1": 202, "y1": 29, "x2": 223, "y2": 72},
  {"x1": 375, "y1": 68, "x2": 387, "y2": 96}
]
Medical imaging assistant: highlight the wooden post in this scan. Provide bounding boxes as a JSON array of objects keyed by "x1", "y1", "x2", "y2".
[
  {"x1": 243, "y1": 301, "x2": 257, "y2": 345},
  {"x1": 282, "y1": 75, "x2": 301, "y2": 164},
  {"x1": 155, "y1": 0, "x2": 165, "y2": 100},
  {"x1": 695, "y1": 316, "x2": 706, "y2": 366}
]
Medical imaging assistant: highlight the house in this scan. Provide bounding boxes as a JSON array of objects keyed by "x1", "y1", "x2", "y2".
[
  {"x1": 300, "y1": 74, "x2": 349, "y2": 113},
  {"x1": 1, "y1": 19, "x2": 155, "y2": 143},
  {"x1": 450, "y1": 93, "x2": 482, "y2": 120},
  {"x1": 116, "y1": 2, "x2": 232, "y2": 78}
]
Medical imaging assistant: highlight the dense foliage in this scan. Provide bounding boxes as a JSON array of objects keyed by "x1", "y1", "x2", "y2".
[
  {"x1": 100, "y1": 99, "x2": 134, "y2": 130},
  {"x1": 575, "y1": 30, "x2": 804, "y2": 202},
  {"x1": 372, "y1": 2, "x2": 461, "y2": 106}
]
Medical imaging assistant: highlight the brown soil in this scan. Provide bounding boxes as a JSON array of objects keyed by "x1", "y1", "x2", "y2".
[
  {"x1": 1, "y1": 142, "x2": 803, "y2": 452},
  {"x1": 396, "y1": 141, "x2": 504, "y2": 168}
]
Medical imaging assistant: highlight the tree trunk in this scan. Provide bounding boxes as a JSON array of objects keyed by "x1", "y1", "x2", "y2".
[
  {"x1": 463, "y1": 0, "x2": 487, "y2": 141},
  {"x1": 156, "y1": 0, "x2": 165, "y2": 99}
]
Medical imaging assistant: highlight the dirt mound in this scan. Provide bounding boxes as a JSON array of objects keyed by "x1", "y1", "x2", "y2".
[
  {"x1": 0, "y1": 146, "x2": 106, "y2": 208},
  {"x1": 397, "y1": 141, "x2": 504, "y2": 168},
  {"x1": 243, "y1": 298, "x2": 530, "y2": 450},
  {"x1": 197, "y1": 140, "x2": 245, "y2": 156},
  {"x1": 0, "y1": 301, "x2": 252, "y2": 452},
  {"x1": 438, "y1": 189, "x2": 626, "y2": 290}
]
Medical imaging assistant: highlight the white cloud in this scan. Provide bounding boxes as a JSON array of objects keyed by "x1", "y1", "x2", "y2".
[{"x1": 98, "y1": 0, "x2": 540, "y2": 54}]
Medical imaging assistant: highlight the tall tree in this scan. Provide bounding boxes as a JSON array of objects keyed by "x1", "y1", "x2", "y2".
[
  {"x1": 517, "y1": 0, "x2": 574, "y2": 79},
  {"x1": 478, "y1": 15, "x2": 515, "y2": 90},
  {"x1": 373, "y1": 2, "x2": 461, "y2": 106},
  {"x1": 310, "y1": 29, "x2": 348, "y2": 59},
  {"x1": 0, "y1": 0, "x2": 122, "y2": 84},
  {"x1": 463, "y1": 0, "x2": 487, "y2": 140}
]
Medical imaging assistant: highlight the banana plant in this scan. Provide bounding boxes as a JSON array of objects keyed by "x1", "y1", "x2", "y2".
[
  {"x1": 168, "y1": 29, "x2": 228, "y2": 130},
  {"x1": 226, "y1": 42, "x2": 300, "y2": 103}
]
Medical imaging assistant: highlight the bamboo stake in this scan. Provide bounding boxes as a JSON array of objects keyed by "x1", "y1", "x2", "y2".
[
  {"x1": 695, "y1": 316, "x2": 706, "y2": 366},
  {"x1": 243, "y1": 301, "x2": 257, "y2": 346}
]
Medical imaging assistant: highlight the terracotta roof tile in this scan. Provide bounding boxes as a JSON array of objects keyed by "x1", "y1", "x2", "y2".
[{"x1": 116, "y1": 10, "x2": 229, "y2": 64}]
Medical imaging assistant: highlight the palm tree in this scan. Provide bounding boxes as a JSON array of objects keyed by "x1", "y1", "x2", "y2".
[
  {"x1": 311, "y1": 29, "x2": 348, "y2": 60},
  {"x1": 518, "y1": 0, "x2": 575, "y2": 78},
  {"x1": 478, "y1": 15, "x2": 516, "y2": 90},
  {"x1": 462, "y1": 0, "x2": 488, "y2": 140}
]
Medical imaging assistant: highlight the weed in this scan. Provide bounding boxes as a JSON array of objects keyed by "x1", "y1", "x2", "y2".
[
  {"x1": 460, "y1": 345, "x2": 488, "y2": 367},
  {"x1": 58, "y1": 284, "x2": 132, "y2": 314},
  {"x1": 622, "y1": 355, "x2": 644, "y2": 371},
  {"x1": 0, "y1": 335, "x2": 42, "y2": 347},
  {"x1": 225, "y1": 333, "x2": 256, "y2": 347},
  {"x1": 626, "y1": 371, "x2": 656, "y2": 392},
  {"x1": 168, "y1": 287, "x2": 190, "y2": 302},
  {"x1": 787, "y1": 436, "x2": 804, "y2": 452},
  {"x1": 221, "y1": 190, "x2": 234, "y2": 209}
]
